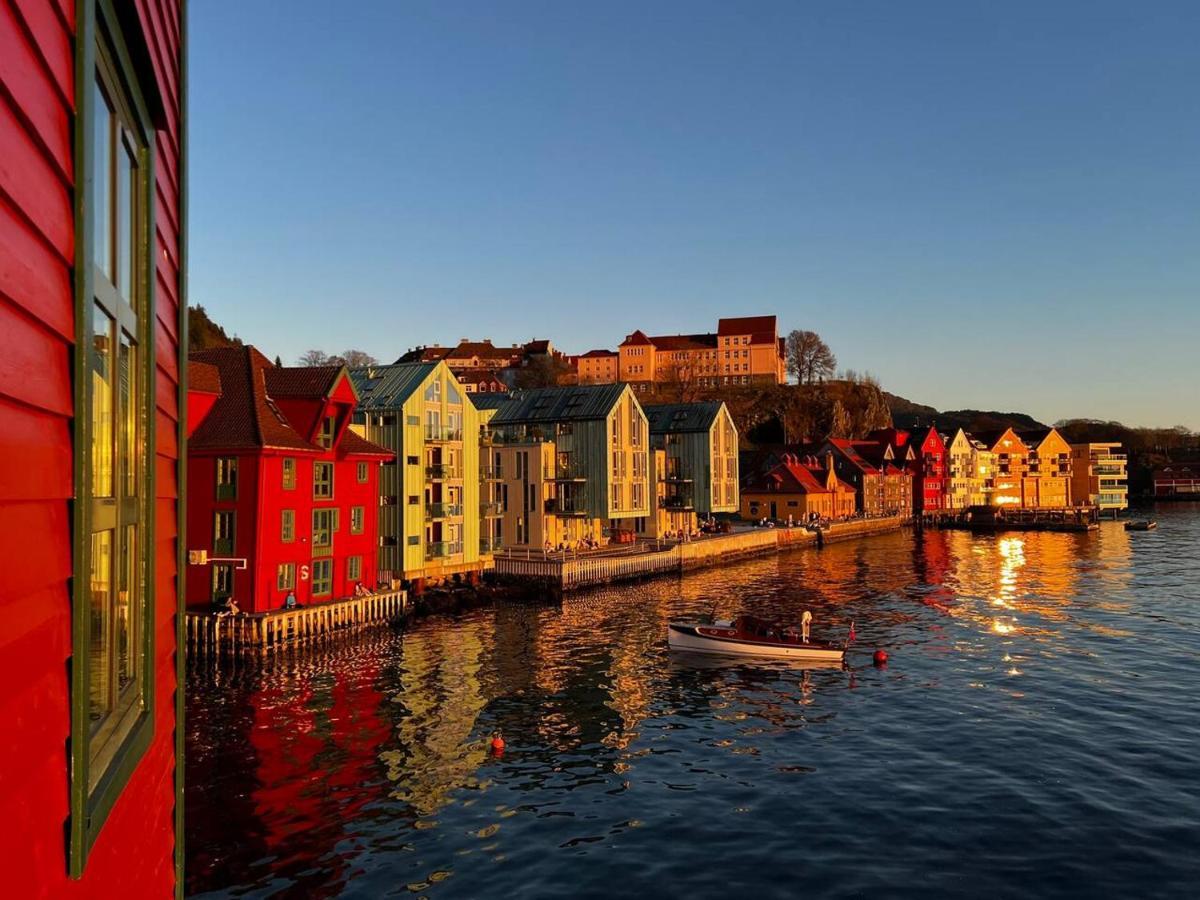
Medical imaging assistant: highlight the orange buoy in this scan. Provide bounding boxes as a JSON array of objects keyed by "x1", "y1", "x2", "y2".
[
  {"x1": 873, "y1": 649, "x2": 888, "y2": 666},
  {"x1": 490, "y1": 733, "x2": 505, "y2": 752}
]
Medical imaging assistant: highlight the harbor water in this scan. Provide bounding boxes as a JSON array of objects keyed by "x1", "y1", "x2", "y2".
[{"x1": 186, "y1": 504, "x2": 1200, "y2": 898}]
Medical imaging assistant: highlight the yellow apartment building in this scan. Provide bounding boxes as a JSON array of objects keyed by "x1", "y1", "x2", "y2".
[{"x1": 350, "y1": 362, "x2": 490, "y2": 587}]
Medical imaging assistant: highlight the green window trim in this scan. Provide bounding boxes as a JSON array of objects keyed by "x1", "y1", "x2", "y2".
[
  {"x1": 70, "y1": 0, "x2": 161, "y2": 877},
  {"x1": 282, "y1": 457, "x2": 296, "y2": 490},
  {"x1": 281, "y1": 509, "x2": 295, "y2": 543},
  {"x1": 350, "y1": 506, "x2": 364, "y2": 534}
]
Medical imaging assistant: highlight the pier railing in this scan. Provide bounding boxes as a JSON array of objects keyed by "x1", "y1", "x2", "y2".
[{"x1": 186, "y1": 589, "x2": 407, "y2": 656}]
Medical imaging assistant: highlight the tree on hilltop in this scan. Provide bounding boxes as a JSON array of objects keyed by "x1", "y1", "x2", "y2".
[{"x1": 785, "y1": 330, "x2": 837, "y2": 384}]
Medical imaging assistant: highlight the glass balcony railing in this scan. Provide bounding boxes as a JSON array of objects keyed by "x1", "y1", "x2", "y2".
[
  {"x1": 479, "y1": 536, "x2": 501, "y2": 553},
  {"x1": 425, "y1": 463, "x2": 461, "y2": 480},
  {"x1": 480, "y1": 501, "x2": 503, "y2": 516},
  {"x1": 1093, "y1": 465, "x2": 1125, "y2": 476},
  {"x1": 425, "y1": 502, "x2": 463, "y2": 519},
  {"x1": 424, "y1": 425, "x2": 463, "y2": 443},
  {"x1": 545, "y1": 497, "x2": 588, "y2": 516},
  {"x1": 480, "y1": 464, "x2": 503, "y2": 480},
  {"x1": 426, "y1": 540, "x2": 463, "y2": 559}
]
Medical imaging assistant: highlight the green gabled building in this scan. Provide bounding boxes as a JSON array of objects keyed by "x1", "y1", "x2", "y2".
[
  {"x1": 349, "y1": 362, "x2": 490, "y2": 586},
  {"x1": 476, "y1": 383, "x2": 652, "y2": 539},
  {"x1": 643, "y1": 401, "x2": 740, "y2": 515}
]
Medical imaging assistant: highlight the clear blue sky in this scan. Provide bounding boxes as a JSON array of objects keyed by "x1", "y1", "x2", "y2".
[{"x1": 190, "y1": 1, "x2": 1199, "y2": 429}]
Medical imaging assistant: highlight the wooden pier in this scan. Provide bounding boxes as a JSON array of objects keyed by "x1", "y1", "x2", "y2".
[
  {"x1": 186, "y1": 589, "x2": 407, "y2": 656},
  {"x1": 493, "y1": 517, "x2": 906, "y2": 592}
]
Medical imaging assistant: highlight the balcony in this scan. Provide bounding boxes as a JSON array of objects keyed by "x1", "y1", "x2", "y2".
[
  {"x1": 480, "y1": 501, "x2": 503, "y2": 517},
  {"x1": 662, "y1": 495, "x2": 694, "y2": 511},
  {"x1": 480, "y1": 464, "x2": 503, "y2": 480},
  {"x1": 662, "y1": 465, "x2": 692, "y2": 483},
  {"x1": 426, "y1": 540, "x2": 463, "y2": 559},
  {"x1": 545, "y1": 461, "x2": 587, "y2": 482},
  {"x1": 480, "y1": 536, "x2": 501, "y2": 553},
  {"x1": 424, "y1": 425, "x2": 463, "y2": 443},
  {"x1": 545, "y1": 497, "x2": 588, "y2": 517},
  {"x1": 425, "y1": 502, "x2": 463, "y2": 520},
  {"x1": 1093, "y1": 465, "x2": 1125, "y2": 476},
  {"x1": 312, "y1": 540, "x2": 333, "y2": 558},
  {"x1": 425, "y1": 463, "x2": 462, "y2": 480}
]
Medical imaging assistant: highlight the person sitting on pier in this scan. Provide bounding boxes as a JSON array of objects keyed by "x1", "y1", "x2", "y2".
[
  {"x1": 216, "y1": 597, "x2": 240, "y2": 618},
  {"x1": 284, "y1": 592, "x2": 297, "y2": 609}
]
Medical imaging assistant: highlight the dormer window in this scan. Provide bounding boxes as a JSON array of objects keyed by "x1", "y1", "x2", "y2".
[{"x1": 318, "y1": 415, "x2": 336, "y2": 448}]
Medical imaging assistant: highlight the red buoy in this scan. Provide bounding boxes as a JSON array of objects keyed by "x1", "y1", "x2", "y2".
[
  {"x1": 873, "y1": 649, "x2": 889, "y2": 666},
  {"x1": 490, "y1": 734, "x2": 505, "y2": 753}
]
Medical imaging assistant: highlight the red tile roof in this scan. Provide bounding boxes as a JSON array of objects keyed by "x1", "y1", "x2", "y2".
[
  {"x1": 581, "y1": 348, "x2": 618, "y2": 358},
  {"x1": 263, "y1": 365, "x2": 344, "y2": 399},
  {"x1": 620, "y1": 329, "x2": 653, "y2": 347},
  {"x1": 338, "y1": 428, "x2": 394, "y2": 459},
  {"x1": 647, "y1": 333, "x2": 718, "y2": 351},
  {"x1": 718, "y1": 315, "x2": 778, "y2": 342},
  {"x1": 188, "y1": 346, "x2": 390, "y2": 457},
  {"x1": 188, "y1": 360, "x2": 221, "y2": 395}
]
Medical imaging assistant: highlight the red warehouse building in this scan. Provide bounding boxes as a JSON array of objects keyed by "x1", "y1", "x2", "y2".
[
  {"x1": 187, "y1": 347, "x2": 392, "y2": 614},
  {"x1": 0, "y1": 0, "x2": 187, "y2": 892},
  {"x1": 868, "y1": 427, "x2": 948, "y2": 514}
]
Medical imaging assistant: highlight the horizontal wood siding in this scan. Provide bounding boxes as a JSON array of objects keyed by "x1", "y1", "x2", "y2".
[{"x1": 0, "y1": 0, "x2": 183, "y2": 893}]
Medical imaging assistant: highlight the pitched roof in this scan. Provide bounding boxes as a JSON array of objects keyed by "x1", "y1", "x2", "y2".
[
  {"x1": 824, "y1": 438, "x2": 881, "y2": 475},
  {"x1": 620, "y1": 329, "x2": 653, "y2": 347},
  {"x1": 523, "y1": 339, "x2": 552, "y2": 354},
  {"x1": 717, "y1": 315, "x2": 777, "y2": 342},
  {"x1": 263, "y1": 365, "x2": 344, "y2": 399},
  {"x1": 649, "y1": 333, "x2": 718, "y2": 351},
  {"x1": 744, "y1": 454, "x2": 849, "y2": 495},
  {"x1": 457, "y1": 369, "x2": 507, "y2": 387},
  {"x1": 482, "y1": 383, "x2": 629, "y2": 424},
  {"x1": 581, "y1": 348, "x2": 618, "y2": 358},
  {"x1": 188, "y1": 360, "x2": 222, "y2": 395},
  {"x1": 338, "y1": 428, "x2": 394, "y2": 458},
  {"x1": 189, "y1": 346, "x2": 323, "y2": 452},
  {"x1": 348, "y1": 363, "x2": 439, "y2": 410},
  {"x1": 644, "y1": 402, "x2": 725, "y2": 434}
]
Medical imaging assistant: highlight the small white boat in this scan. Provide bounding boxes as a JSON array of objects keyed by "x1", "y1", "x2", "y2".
[
  {"x1": 1125, "y1": 519, "x2": 1157, "y2": 531},
  {"x1": 668, "y1": 615, "x2": 846, "y2": 662}
]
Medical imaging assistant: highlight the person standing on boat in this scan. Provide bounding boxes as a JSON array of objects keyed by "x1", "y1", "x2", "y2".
[{"x1": 801, "y1": 610, "x2": 812, "y2": 643}]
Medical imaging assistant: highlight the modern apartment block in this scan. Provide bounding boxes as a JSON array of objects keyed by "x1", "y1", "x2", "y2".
[
  {"x1": 349, "y1": 362, "x2": 490, "y2": 587},
  {"x1": 475, "y1": 384, "x2": 652, "y2": 546},
  {"x1": 1069, "y1": 443, "x2": 1128, "y2": 513},
  {"x1": 643, "y1": 402, "x2": 741, "y2": 515}
]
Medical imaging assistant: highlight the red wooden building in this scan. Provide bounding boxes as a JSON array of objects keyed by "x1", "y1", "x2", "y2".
[
  {"x1": 868, "y1": 426, "x2": 948, "y2": 514},
  {"x1": 1, "y1": 0, "x2": 186, "y2": 892},
  {"x1": 1152, "y1": 464, "x2": 1200, "y2": 498},
  {"x1": 187, "y1": 347, "x2": 392, "y2": 614}
]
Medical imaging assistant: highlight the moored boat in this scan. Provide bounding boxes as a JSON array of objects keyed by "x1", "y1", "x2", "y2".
[
  {"x1": 1124, "y1": 519, "x2": 1157, "y2": 531},
  {"x1": 668, "y1": 615, "x2": 846, "y2": 661}
]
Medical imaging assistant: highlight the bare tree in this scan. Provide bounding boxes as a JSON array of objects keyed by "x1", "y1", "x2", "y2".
[
  {"x1": 337, "y1": 349, "x2": 378, "y2": 368},
  {"x1": 656, "y1": 358, "x2": 703, "y2": 404},
  {"x1": 786, "y1": 330, "x2": 837, "y2": 384},
  {"x1": 513, "y1": 354, "x2": 572, "y2": 389},
  {"x1": 297, "y1": 349, "x2": 332, "y2": 367}
]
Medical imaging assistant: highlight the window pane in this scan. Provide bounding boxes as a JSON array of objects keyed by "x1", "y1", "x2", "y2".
[
  {"x1": 119, "y1": 333, "x2": 137, "y2": 498},
  {"x1": 89, "y1": 529, "x2": 114, "y2": 732},
  {"x1": 92, "y1": 79, "x2": 113, "y2": 280},
  {"x1": 92, "y1": 305, "x2": 115, "y2": 497},
  {"x1": 117, "y1": 135, "x2": 134, "y2": 301},
  {"x1": 117, "y1": 524, "x2": 137, "y2": 694}
]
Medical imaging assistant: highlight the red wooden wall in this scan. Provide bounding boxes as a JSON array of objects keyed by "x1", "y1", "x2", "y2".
[{"x1": 0, "y1": 0, "x2": 184, "y2": 894}]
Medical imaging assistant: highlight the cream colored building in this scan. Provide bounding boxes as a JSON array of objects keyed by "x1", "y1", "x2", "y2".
[
  {"x1": 945, "y1": 429, "x2": 993, "y2": 508},
  {"x1": 1069, "y1": 442, "x2": 1128, "y2": 513},
  {"x1": 1019, "y1": 428, "x2": 1073, "y2": 508}
]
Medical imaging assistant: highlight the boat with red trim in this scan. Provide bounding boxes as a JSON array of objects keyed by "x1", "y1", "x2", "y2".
[{"x1": 668, "y1": 615, "x2": 846, "y2": 661}]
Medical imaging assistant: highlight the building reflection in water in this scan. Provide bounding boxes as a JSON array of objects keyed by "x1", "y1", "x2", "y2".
[{"x1": 186, "y1": 522, "x2": 1139, "y2": 896}]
